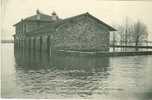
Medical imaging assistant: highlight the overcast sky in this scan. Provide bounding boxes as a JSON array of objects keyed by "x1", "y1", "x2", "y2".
[{"x1": 1, "y1": 0, "x2": 152, "y2": 40}]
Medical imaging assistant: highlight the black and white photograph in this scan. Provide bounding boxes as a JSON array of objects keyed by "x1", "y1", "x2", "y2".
[{"x1": 1, "y1": 0, "x2": 152, "y2": 100}]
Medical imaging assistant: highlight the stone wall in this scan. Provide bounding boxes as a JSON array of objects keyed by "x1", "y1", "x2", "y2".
[
  {"x1": 15, "y1": 15, "x2": 110, "y2": 52},
  {"x1": 53, "y1": 16, "x2": 109, "y2": 51}
]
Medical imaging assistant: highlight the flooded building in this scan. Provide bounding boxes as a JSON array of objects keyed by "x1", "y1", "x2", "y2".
[{"x1": 13, "y1": 10, "x2": 116, "y2": 53}]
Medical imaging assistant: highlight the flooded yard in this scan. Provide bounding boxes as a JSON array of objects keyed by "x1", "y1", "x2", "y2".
[{"x1": 1, "y1": 44, "x2": 152, "y2": 100}]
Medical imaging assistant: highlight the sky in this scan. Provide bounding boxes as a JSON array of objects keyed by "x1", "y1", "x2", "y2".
[{"x1": 1, "y1": 0, "x2": 152, "y2": 40}]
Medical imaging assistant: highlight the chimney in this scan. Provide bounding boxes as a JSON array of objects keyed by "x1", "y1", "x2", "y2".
[
  {"x1": 51, "y1": 11, "x2": 58, "y2": 21},
  {"x1": 36, "y1": 9, "x2": 40, "y2": 20},
  {"x1": 36, "y1": 9, "x2": 40, "y2": 14}
]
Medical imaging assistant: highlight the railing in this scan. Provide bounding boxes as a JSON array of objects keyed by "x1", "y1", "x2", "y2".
[
  {"x1": 109, "y1": 41, "x2": 152, "y2": 52},
  {"x1": 110, "y1": 41, "x2": 152, "y2": 46}
]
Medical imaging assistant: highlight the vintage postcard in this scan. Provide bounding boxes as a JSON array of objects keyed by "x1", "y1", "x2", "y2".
[{"x1": 1, "y1": 0, "x2": 152, "y2": 100}]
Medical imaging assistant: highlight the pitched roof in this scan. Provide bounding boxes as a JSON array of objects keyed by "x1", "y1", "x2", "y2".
[
  {"x1": 26, "y1": 12, "x2": 116, "y2": 36},
  {"x1": 86, "y1": 13, "x2": 116, "y2": 31},
  {"x1": 13, "y1": 10, "x2": 60, "y2": 26},
  {"x1": 24, "y1": 13, "x2": 53, "y2": 21}
]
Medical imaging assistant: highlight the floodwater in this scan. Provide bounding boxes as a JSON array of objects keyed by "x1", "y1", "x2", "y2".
[{"x1": 1, "y1": 44, "x2": 152, "y2": 100}]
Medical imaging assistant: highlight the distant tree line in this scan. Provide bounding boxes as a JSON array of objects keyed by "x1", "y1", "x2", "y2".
[{"x1": 112, "y1": 17, "x2": 149, "y2": 48}]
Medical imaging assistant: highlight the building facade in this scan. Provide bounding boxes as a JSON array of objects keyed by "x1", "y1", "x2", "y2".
[{"x1": 13, "y1": 10, "x2": 116, "y2": 53}]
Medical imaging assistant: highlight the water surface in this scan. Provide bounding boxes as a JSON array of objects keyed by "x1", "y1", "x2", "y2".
[{"x1": 1, "y1": 44, "x2": 152, "y2": 100}]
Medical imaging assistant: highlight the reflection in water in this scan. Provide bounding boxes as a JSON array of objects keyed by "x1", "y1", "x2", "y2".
[
  {"x1": 14, "y1": 49, "x2": 111, "y2": 98},
  {"x1": 2, "y1": 44, "x2": 152, "y2": 99}
]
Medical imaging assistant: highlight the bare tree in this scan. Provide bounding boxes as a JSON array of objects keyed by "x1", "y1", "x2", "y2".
[
  {"x1": 112, "y1": 18, "x2": 148, "y2": 51},
  {"x1": 132, "y1": 21, "x2": 148, "y2": 47}
]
